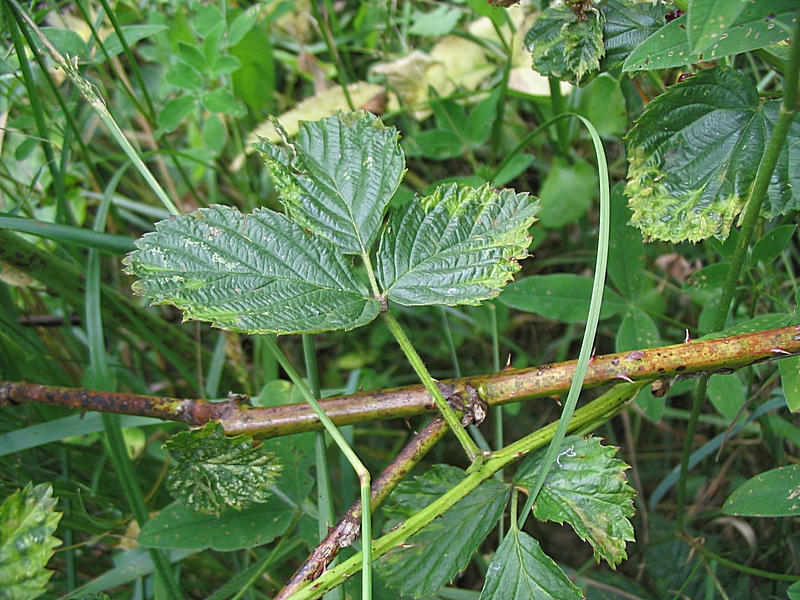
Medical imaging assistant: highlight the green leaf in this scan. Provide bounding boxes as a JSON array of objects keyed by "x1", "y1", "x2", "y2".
[
  {"x1": 751, "y1": 225, "x2": 797, "y2": 265},
  {"x1": 514, "y1": 436, "x2": 636, "y2": 567},
  {"x1": 537, "y1": 157, "x2": 597, "y2": 228},
  {"x1": 377, "y1": 183, "x2": 539, "y2": 306},
  {"x1": 378, "y1": 465, "x2": 509, "y2": 597},
  {"x1": 178, "y1": 41, "x2": 209, "y2": 74},
  {"x1": 499, "y1": 274, "x2": 627, "y2": 323},
  {"x1": 201, "y1": 88, "x2": 245, "y2": 115},
  {"x1": 229, "y1": 5, "x2": 262, "y2": 47},
  {"x1": 403, "y1": 129, "x2": 466, "y2": 160},
  {"x1": 687, "y1": 0, "x2": 749, "y2": 54},
  {"x1": 600, "y1": 0, "x2": 668, "y2": 69},
  {"x1": 524, "y1": 3, "x2": 605, "y2": 82},
  {"x1": 39, "y1": 27, "x2": 89, "y2": 58},
  {"x1": 479, "y1": 528, "x2": 582, "y2": 600},
  {"x1": 100, "y1": 24, "x2": 168, "y2": 61},
  {"x1": 625, "y1": 66, "x2": 800, "y2": 243},
  {"x1": 779, "y1": 355, "x2": 800, "y2": 413},
  {"x1": 124, "y1": 204, "x2": 381, "y2": 334},
  {"x1": 707, "y1": 374, "x2": 745, "y2": 421},
  {"x1": 624, "y1": 1, "x2": 798, "y2": 71},
  {"x1": 163, "y1": 422, "x2": 282, "y2": 515},
  {"x1": 723, "y1": 464, "x2": 800, "y2": 517},
  {"x1": 138, "y1": 499, "x2": 294, "y2": 551},
  {"x1": 0, "y1": 483, "x2": 62, "y2": 599},
  {"x1": 209, "y1": 54, "x2": 242, "y2": 78},
  {"x1": 608, "y1": 185, "x2": 645, "y2": 300},
  {"x1": 577, "y1": 74, "x2": 628, "y2": 138},
  {"x1": 616, "y1": 307, "x2": 660, "y2": 353},
  {"x1": 256, "y1": 111, "x2": 405, "y2": 255},
  {"x1": 166, "y1": 61, "x2": 204, "y2": 91},
  {"x1": 157, "y1": 95, "x2": 197, "y2": 132}
]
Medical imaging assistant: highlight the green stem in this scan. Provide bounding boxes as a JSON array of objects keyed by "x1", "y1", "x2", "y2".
[
  {"x1": 262, "y1": 336, "x2": 373, "y2": 599},
  {"x1": 676, "y1": 15, "x2": 800, "y2": 532},
  {"x1": 290, "y1": 383, "x2": 642, "y2": 600},
  {"x1": 381, "y1": 310, "x2": 483, "y2": 461}
]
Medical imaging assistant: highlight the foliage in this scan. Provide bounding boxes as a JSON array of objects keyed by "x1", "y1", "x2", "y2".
[{"x1": 2, "y1": 0, "x2": 800, "y2": 598}]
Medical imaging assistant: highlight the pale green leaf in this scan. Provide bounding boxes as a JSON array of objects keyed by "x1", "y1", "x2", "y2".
[
  {"x1": 0, "y1": 483, "x2": 62, "y2": 599},
  {"x1": 723, "y1": 464, "x2": 800, "y2": 517},
  {"x1": 378, "y1": 465, "x2": 509, "y2": 597},
  {"x1": 479, "y1": 528, "x2": 582, "y2": 600},
  {"x1": 687, "y1": 0, "x2": 749, "y2": 54},
  {"x1": 256, "y1": 111, "x2": 405, "y2": 254},
  {"x1": 524, "y1": 3, "x2": 605, "y2": 82},
  {"x1": 625, "y1": 66, "x2": 800, "y2": 243},
  {"x1": 377, "y1": 184, "x2": 538, "y2": 306},
  {"x1": 124, "y1": 204, "x2": 381, "y2": 334},
  {"x1": 624, "y1": 1, "x2": 798, "y2": 71},
  {"x1": 537, "y1": 157, "x2": 597, "y2": 228},
  {"x1": 514, "y1": 436, "x2": 636, "y2": 567},
  {"x1": 164, "y1": 422, "x2": 282, "y2": 515},
  {"x1": 138, "y1": 498, "x2": 294, "y2": 551}
]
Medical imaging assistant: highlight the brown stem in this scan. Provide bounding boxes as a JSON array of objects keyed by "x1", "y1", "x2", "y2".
[
  {"x1": 275, "y1": 417, "x2": 448, "y2": 600},
  {"x1": 3, "y1": 324, "x2": 799, "y2": 438}
]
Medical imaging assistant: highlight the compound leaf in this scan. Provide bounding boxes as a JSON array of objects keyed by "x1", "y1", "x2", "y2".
[
  {"x1": 125, "y1": 204, "x2": 381, "y2": 334},
  {"x1": 138, "y1": 498, "x2": 294, "y2": 551},
  {"x1": 378, "y1": 183, "x2": 538, "y2": 306},
  {"x1": 255, "y1": 111, "x2": 405, "y2": 255},
  {"x1": 377, "y1": 465, "x2": 509, "y2": 597},
  {"x1": 624, "y1": 1, "x2": 798, "y2": 71},
  {"x1": 164, "y1": 422, "x2": 282, "y2": 515},
  {"x1": 0, "y1": 483, "x2": 62, "y2": 599},
  {"x1": 524, "y1": 3, "x2": 605, "y2": 82},
  {"x1": 625, "y1": 66, "x2": 800, "y2": 243},
  {"x1": 514, "y1": 436, "x2": 635, "y2": 567},
  {"x1": 479, "y1": 528, "x2": 582, "y2": 600}
]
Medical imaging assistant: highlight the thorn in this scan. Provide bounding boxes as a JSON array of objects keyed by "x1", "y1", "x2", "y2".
[
  {"x1": 685, "y1": 329, "x2": 691, "y2": 344},
  {"x1": 770, "y1": 348, "x2": 792, "y2": 356},
  {"x1": 504, "y1": 354, "x2": 514, "y2": 369},
  {"x1": 616, "y1": 373, "x2": 635, "y2": 383},
  {"x1": 589, "y1": 347, "x2": 597, "y2": 362}
]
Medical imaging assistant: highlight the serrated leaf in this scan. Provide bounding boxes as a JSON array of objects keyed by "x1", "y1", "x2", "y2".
[
  {"x1": 163, "y1": 422, "x2": 282, "y2": 515},
  {"x1": 0, "y1": 483, "x2": 62, "y2": 599},
  {"x1": 480, "y1": 528, "x2": 582, "y2": 600},
  {"x1": 524, "y1": 3, "x2": 605, "y2": 82},
  {"x1": 138, "y1": 498, "x2": 294, "y2": 551},
  {"x1": 124, "y1": 204, "x2": 381, "y2": 334},
  {"x1": 687, "y1": 0, "x2": 749, "y2": 54},
  {"x1": 723, "y1": 464, "x2": 800, "y2": 517},
  {"x1": 514, "y1": 436, "x2": 636, "y2": 567},
  {"x1": 625, "y1": 66, "x2": 800, "y2": 243},
  {"x1": 377, "y1": 184, "x2": 538, "y2": 306},
  {"x1": 255, "y1": 111, "x2": 405, "y2": 254},
  {"x1": 378, "y1": 465, "x2": 509, "y2": 597},
  {"x1": 624, "y1": 1, "x2": 798, "y2": 71},
  {"x1": 600, "y1": 0, "x2": 669, "y2": 69}
]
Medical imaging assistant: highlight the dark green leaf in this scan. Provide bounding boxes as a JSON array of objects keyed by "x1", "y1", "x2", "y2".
[
  {"x1": 537, "y1": 157, "x2": 597, "y2": 228},
  {"x1": 158, "y1": 95, "x2": 197, "y2": 132},
  {"x1": 600, "y1": 0, "x2": 669, "y2": 69},
  {"x1": 378, "y1": 465, "x2": 509, "y2": 597},
  {"x1": 608, "y1": 185, "x2": 645, "y2": 300},
  {"x1": 231, "y1": 25, "x2": 275, "y2": 113},
  {"x1": 751, "y1": 225, "x2": 797, "y2": 265},
  {"x1": 467, "y1": 89, "x2": 500, "y2": 146},
  {"x1": 780, "y1": 355, "x2": 800, "y2": 413},
  {"x1": 524, "y1": 3, "x2": 605, "y2": 82},
  {"x1": 687, "y1": 0, "x2": 749, "y2": 54},
  {"x1": 0, "y1": 483, "x2": 62, "y2": 599},
  {"x1": 256, "y1": 111, "x2": 405, "y2": 254},
  {"x1": 479, "y1": 528, "x2": 582, "y2": 600},
  {"x1": 125, "y1": 204, "x2": 381, "y2": 334},
  {"x1": 616, "y1": 307, "x2": 660, "y2": 353},
  {"x1": 684, "y1": 263, "x2": 730, "y2": 292},
  {"x1": 577, "y1": 74, "x2": 628, "y2": 138},
  {"x1": 378, "y1": 184, "x2": 539, "y2": 306},
  {"x1": 707, "y1": 374, "x2": 745, "y2": 421},
  {"x1": 723, "y1": 464, "x2": 800, "y2": 517},
  {"x1": 500, "y1": 274, "x2": 627, "y2": 323},
  {"x1": 403, "y1": 129, "x2": 466, "y2": 160},
  {"x1": 514, "y1": 436, "x2": 636, "y2": 567},
  {"x1": 624, "y1": 1, "x2": 798, "y2": 71},
  {"x1": 625, "y1": 66, "x2": 800, "y2": 243},
  {"x1": 492, "y1": 154, "x2": 535, "y2": 187},
  {"x1": 163, "y1": 422, "x2": 282, "y2": 515},
  {"x1": 138, "y1": 499, "x2": 294, "y2": 551}
]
